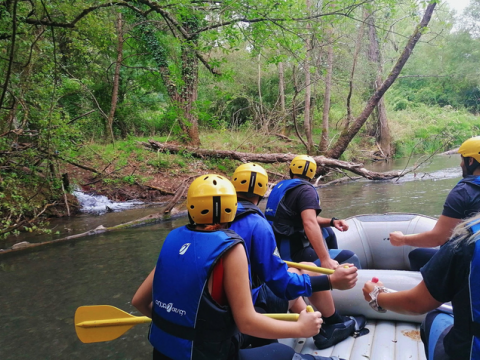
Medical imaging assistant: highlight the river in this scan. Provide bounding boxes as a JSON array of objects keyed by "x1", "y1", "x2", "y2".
[{"x1": 0, "y1": 154, "x2": 462, "y2": 360}]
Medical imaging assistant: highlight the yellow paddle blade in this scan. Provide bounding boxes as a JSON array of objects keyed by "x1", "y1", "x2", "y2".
[
  {"x1": 284, "y1": 261, "x2": 334, "y2": 275},
  {"x1": 75, "y1": 305, "x2": 151, "y2": 344}
]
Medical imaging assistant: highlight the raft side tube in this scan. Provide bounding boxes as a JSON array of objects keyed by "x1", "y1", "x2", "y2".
[
  {"x1": 333, "y1": 213, "x2": 438, "y2": 270},
  {"x1": 331, "y1": 269, "x2": 425, "y2": 323}
]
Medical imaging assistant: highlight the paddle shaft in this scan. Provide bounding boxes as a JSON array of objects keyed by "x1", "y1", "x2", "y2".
[
  {"x1": 76, "y1": 316, "x2": 151, "y2": 328},
  {"x1": 284, "y1": 261, "x2": 334, "y2": 275}
]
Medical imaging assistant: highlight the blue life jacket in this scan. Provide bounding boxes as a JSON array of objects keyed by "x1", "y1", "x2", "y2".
[
  {"x1": 265, "y1": 179, "x2": 318, "y2": 260},
  {"x1": 149, "y1": 226, "x2": 244, "y2": 360},
  {"x1": 469, "y1": 222, "x2": 480, "y2": 359}
]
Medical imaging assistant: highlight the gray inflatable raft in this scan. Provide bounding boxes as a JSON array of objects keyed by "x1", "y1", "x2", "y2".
[{"x1": 282, "y1": 213, "x2": 440, "y2": 360}]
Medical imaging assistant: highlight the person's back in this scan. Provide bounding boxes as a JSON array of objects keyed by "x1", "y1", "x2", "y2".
[
  {"x1": 230, "y1": 163, "x2": 361, "y2": 351},
  {"x1": 265, "y1": 155, "x2": 360, "y2": 269},
  {"x1": 151, "y1": 225, "x2": 243, "y2": 360},
  {"x1": 390, "y1": 136, "x2": 480, "y2": 270}
]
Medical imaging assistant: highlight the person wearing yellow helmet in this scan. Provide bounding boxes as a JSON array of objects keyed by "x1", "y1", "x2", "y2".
[
  {"x1": 265, "y1": 155, "x2": 363, "y2": 349},
  {"x1": 132, "y1": 174, "x2": 344, "y2": 360},
  {"x1": 229, "y1": 163, "x2": 360, "y2": 349},
  {"x1": 390, "y1": 136, "x2": 480, "y2": 271}
]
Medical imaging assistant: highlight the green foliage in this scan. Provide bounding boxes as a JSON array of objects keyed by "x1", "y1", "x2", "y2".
[{"x1": 387, "y1": 104, "x2": 480, "y2": 158}]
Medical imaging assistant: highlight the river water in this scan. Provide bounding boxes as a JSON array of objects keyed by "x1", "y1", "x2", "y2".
[{"x1": 0, "y1": 154, "x2": 462, "y2": 360}]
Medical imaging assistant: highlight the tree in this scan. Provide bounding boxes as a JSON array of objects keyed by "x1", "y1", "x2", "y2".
[
  {"x1": 326, "y1": 2, "x2": 437, "y2": 159},
  {"x1": 366, "y1": 9, "x2": 391, "y2": 157}
]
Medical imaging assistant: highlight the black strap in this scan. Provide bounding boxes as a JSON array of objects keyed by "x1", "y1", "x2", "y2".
[
  {"x1": 472, "y1": 320, "x2": 480, "y2": 338},
  {"x1": 302, "y1": 161, "x2": 310, "y2": 177},
  {"x1": 213, "y1": 196, "x2": 221, "y2": 224},
  {"x1": 152, "y1": 310, "x2": 196, "y2": 341},
  {"x1": 249, "y1": 172, "x2": 257, "y2": 193}
]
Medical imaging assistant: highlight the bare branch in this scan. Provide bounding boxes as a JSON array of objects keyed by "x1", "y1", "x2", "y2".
[{"x1": 24, "y1": 2, "x2": 142, "y2": 28}]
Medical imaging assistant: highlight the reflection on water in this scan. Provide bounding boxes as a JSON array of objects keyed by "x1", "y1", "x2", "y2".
[{"x1": 0, "y1": 154, "x2": 463, "y2": 360}]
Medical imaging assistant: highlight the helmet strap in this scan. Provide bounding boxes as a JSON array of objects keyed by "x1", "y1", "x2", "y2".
[
  {"x1": 302, "y1": 161, "x2": 311, "y2": 178},
  {"x1": 248, "y1": 172, "x2": 257, "y2": 194},
  {"x1": 188, "y1": 212, "x2": 195, "y2": 225},
  {"x1": 465, "y1": 157, "x2": 480, "y2": 175},
  {"x1": 212, "y1": 196, "x2": 221, "y2": 224}
]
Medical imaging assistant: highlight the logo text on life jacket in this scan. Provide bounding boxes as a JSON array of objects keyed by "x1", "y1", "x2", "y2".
[
  {"x1": 179, "y1": 243, "x2": 191, "y2": 255},
  {"x1": 155, "y1": 300, "x2": 186, "y2": 316}
]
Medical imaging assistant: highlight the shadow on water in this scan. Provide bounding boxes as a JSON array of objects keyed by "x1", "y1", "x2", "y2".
[{"x1": 0, "y1": 154, "x2": 462, "y2": 359}]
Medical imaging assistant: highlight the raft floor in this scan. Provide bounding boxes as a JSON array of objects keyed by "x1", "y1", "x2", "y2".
[{"x1": 280, "y1": 319, "x2": 427, "y2": 360}]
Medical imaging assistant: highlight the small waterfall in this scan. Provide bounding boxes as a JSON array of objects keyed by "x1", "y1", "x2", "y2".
[{"x1": 73, "y1": 190, "x2": 144, "y2": 214}]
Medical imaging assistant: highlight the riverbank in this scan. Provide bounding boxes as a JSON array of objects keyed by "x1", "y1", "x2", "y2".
[{"x1": 1, "y1": 115, "x2": 472, "y2": 243}]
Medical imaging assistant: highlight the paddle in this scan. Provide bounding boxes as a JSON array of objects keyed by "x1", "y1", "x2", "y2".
[
  {"x1": 284, "y1": 260, "x2": 335, "y2": 275},
  {"x1": 75, "y1": 305, "x2": 314, "y2": 343}
]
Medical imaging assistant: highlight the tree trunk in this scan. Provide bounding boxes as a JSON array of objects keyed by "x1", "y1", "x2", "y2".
[
  {"x1": 326, "y1": 2, "x2": 437, "y2": 159},
  {"x1": 277, "y1": 46, "x2": 286, "y2": 134},
  {"x1": 304, "y1": 0, "x2": 314, "y2": 154},
  {"x1": 367, "y1": 10, "x2": 391, "y2": 157},
  {"x1": 319, "y1": 40, "x2": 333, "y2": 154},
  {"x1": 136, "y1": 13, "x2": 201, "y2": 146},
  {"x1": 0, "y1": 0, "x2": 17, "y2": 116},
  {"x1": 346, "y1": 13, "x2": 366, "y2": 126},
  {"x1": 180, "y1": 35, "x2": 200, "y2": 146},
  {"x1": 106, "y1": 13, "x2": 123, "y2": 144}
]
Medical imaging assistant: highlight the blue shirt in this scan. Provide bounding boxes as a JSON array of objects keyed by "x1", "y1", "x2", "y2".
[
  {"x1": 230, "y1": 200, "x2": 312, "y2": 302},
  {"x1": 442, "y1": 175, "x2": 480, "y2": 219}
]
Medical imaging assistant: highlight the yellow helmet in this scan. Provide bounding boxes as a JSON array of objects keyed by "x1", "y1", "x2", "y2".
[
  {"x1": 290, "y1": 155, "x2": 317, "y2": 179},
  {"x1": 458, "y1": 136, "x2": 480, "y2": 162},
  {"x1": 187, "y1": 174, "x2": 237, "y2": 224},
  {"x1": 232, "y1": 163, "x2": 269, "y2": 197}
]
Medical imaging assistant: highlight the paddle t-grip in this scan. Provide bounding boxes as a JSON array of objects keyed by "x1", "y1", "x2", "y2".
[
  {"x1": 306, "y1": 305, "x2": 314, "y2": 313},
  {"x1": 372, "y1": 277, "x2": 379, "y2": 283}
]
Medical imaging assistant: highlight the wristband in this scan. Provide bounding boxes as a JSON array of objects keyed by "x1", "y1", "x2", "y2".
[
  {"x1": 330, "y1": 217, "x2": 339, "y2": 227},
  {"x1": 327, "y1": 275, "x2": 332, "y2": 290},
  {"x1": 368, "y1": 286, "x2": 393, "y2": 313}
]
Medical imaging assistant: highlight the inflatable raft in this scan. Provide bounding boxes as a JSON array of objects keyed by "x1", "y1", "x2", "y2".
[{"x1": 281, "y1": 213, "x2": 440, "y2": 360}]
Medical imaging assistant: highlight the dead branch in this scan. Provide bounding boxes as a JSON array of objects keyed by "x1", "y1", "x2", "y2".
[{"x1": 164, "y1": 178, "x2": 191, "y2": 213}]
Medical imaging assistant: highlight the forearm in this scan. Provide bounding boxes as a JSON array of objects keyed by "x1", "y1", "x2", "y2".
[
  {"x1": 402, "y1": 231, "x2": 449, "y2": 247},
  {"x1": 317, "y1": 216, "x2": 331, "y2": 227},
  {"x1": 237, "y1": 311, "x2": 305, "y2": 339},
  {"x1": 377, "y1": 292, "x2": 426, "y2": 315},
  {"x1": 305, "y1": 224, "x2": 330, "y2": 261},
  {"x1": 376, "y1": 285, "x2": 441, "y2": 315},
  {"x1": 132, "y1": 268, "x2": 155, "y2": 318}
]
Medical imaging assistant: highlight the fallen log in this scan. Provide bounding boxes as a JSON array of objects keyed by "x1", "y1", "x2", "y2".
[
  {"x1": 140, "y1": 140, "x2": 414, "y2": 180},
  {"x1": 0, "y1": 208, "x2": 188, "y2": 257}
]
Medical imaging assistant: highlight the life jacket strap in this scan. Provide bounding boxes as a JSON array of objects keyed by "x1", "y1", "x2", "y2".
[
  {"x1": 472, "y1": 320, "x2": 480, "y2": 338},
  {"x1": 152, "y1": 310, "x2": 196, "y2": 341}
]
